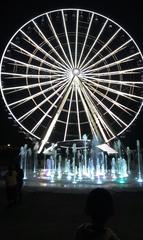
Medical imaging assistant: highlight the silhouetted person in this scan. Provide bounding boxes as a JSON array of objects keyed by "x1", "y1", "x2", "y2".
[
  {"x1": 75, "y1": 188, "x2": 120, "y2": 240},
  {"x1": 16, "y1": 165, "x2": 24, "y2": 204},
  {"x1": 4, "y1": 165, "x2": 17, "y2": 207}
]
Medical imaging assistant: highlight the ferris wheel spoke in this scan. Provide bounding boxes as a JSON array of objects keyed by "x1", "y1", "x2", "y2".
[
  {"x1": 61, "y1": 10, "x2": 74, "y2": 67},
  {"x1": 83, "y1": 76, "x2": 142, "y2": 89},
  {"x1": 31, "y1": 80, "x2": 72, "y2": 133},
  {"x1": 77, "y1": 85, "x2": 99, "y2": 138},
  {"x1": 2, "y1": 76, "x2": 67, "y2": 93},
  {"x1": 79, "y1": 77, "x2": 115, "y2": 140},
  {"x1": 10, "y1": 42, "x2": 65, "y2": 72},
  {"x1": 81, "y1": 27, "x2": 121, "y2": 70},
  {"x1": 74, "y1": 9, "x2": 79, "y2": 67},
  {"x1": 85, "y1": 82, "x2": 136, "y2": 115},
  {"x1": 38, "y1": 78, "x2": 73, "y2": 153},
  {"x1": 82, "y1": 80, "x2": 115, "y2": 136},
  {"x1": 96, "y1": 113, "x2": 116, "y2": 139},
  {"x1": 77, "y1": 12, "x2": 94, "y2": 68},
  {"x1": 17, "y1": 80, "x2": 69, "y2": 122},
  {"x1": 78, "y1": 82, "x2": 111, "y2": 141},
  {"x1": 84, "y1": 52, "x2": 140, "y2": 74},
  {"x1": 79, "y1": 19, "x2": 108, "y2": 69},
  {"x1": 83, "y1": 76, "x2": 142, "y2": 101},
  {"x1": 85, "y1": 66, "x2": 143, "y2": 78},
  {"x1": 64, "y1": 84, "x2": 74, "y2": 141},
  {"x1": 46, "y1": 13, "x2": 72, "y2": 68},
  {"x1": 1, "y1": 71, "x2": 64, "y2": 79},
  {"x1": 31, "y1": 77, "x2": 74, "y2": 133},
  {"x1": 8, "y1": 78, "x2": 68, "y2": 108},
  {"x1": 82, "y1": 39, "x2": 132, "y2": 72},
  {"x1": 79, "y1": 81, "x2": 116, "y2": 140},
  {"x1": 32, "y1": 20, "x2": 71, "y2": 69},
  {"x1": 74, "y1": 81, "x2": 81, "y2": 139},
  {"x1": 4, "y1": 56, "x2": 64, "y2": 74},
  {"x1": 20, "y1": 30, "x2": 68, "y2": 71},
  {"x1": 83, "y1": 75, "x2": 142, "y2": 88},
  {"x1": 82, "y1": 82, "x2": 128, "y2": 127}
]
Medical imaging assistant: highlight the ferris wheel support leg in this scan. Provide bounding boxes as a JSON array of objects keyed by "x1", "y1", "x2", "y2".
[{"x1": 38, "y1": 83, "x2": 73, "y2": 153}]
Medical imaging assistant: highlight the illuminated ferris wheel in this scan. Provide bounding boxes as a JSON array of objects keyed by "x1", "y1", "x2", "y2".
[{"x1": 0, "y1": 8, "x2": 143, "y2": 152}]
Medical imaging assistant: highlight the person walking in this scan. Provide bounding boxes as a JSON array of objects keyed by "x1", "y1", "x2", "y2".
[
  {"x1": 5, "y1": 165, "x2": 17, "y2": 207},
  {"x1": 16, "y1": 165, "x2": 24, "y2": 204}
]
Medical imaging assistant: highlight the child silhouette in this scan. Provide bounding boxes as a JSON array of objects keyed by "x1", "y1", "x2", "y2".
[{"x1": 75, "y1": 188, "x2": 120, "y2": 240}]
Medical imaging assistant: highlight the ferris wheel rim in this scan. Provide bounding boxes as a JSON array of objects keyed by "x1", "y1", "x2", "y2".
[
  {"x1": 0, "y1": 8, "x2": 143, "y2": 149},
  {"x1": 1, "y1": 8, "x2": 143, "y2": 66}
]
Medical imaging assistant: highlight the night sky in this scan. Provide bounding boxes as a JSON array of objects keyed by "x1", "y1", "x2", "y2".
[{"x1": 0, "y1": 0, "x2": 143, "y2": 148}]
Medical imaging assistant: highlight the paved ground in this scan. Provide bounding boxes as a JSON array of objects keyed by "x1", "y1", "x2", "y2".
[{"x1": 0, "y1": 181, "x2": 143, "y2": 240}]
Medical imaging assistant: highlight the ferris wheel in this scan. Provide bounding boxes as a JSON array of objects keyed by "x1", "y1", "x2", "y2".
[{"x1": 0, "y1": 8, "x2": 143, "y2": 153}]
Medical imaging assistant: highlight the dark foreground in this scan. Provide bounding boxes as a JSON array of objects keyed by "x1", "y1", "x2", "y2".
[{"x1": 0, "y1": 185, "x2": 143, "y2": 240}]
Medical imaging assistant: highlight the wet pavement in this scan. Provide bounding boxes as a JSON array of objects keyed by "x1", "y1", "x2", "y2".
[{"x1": 0, "y1": 176, "x2": 143, "y2": 240}]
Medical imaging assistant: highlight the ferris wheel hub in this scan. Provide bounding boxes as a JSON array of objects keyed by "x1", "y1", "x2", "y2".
[{"x1": 72, "y1": 68, "x2": 80, "y2": 76}]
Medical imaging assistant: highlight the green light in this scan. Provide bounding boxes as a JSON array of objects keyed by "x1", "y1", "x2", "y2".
[{"x1": 116, "y1": 178, "x2": 127, "y2": 184}]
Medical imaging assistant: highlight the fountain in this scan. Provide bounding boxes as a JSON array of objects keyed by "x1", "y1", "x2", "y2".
[
  {"x1": 33, "y1": 141, "x2": 39, "y2": 174},
  {"x1": 78, "y1": 162, "x2": 83, "y2": 181},
  {"x1": 111, "y1": 157, "x2": 117, "y2": 179},
  {"x1": 72, "y1": 143, "x2": 76, "y2": 173},
  {"x1": 19, "y1": 146, "x2": 25, "y2": 169},
  {"x1": 83, "y1": 134, "x2": 88, "y2": 173},
  {"x1": 17, "y1": 136, "x2": 143, "y2": 189},
  {"x1": 126, "y1": 146, "x2": 131, "y2": 174},
  {"x1": 57, "y1": 155, "x2": 62, "y2": 180},
  {"x1": 23, "y1": 144, "x2": 28, "y2": 179},
  {"x1": 136, "y1": 140, "x2": 143, "y2": 182}
]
